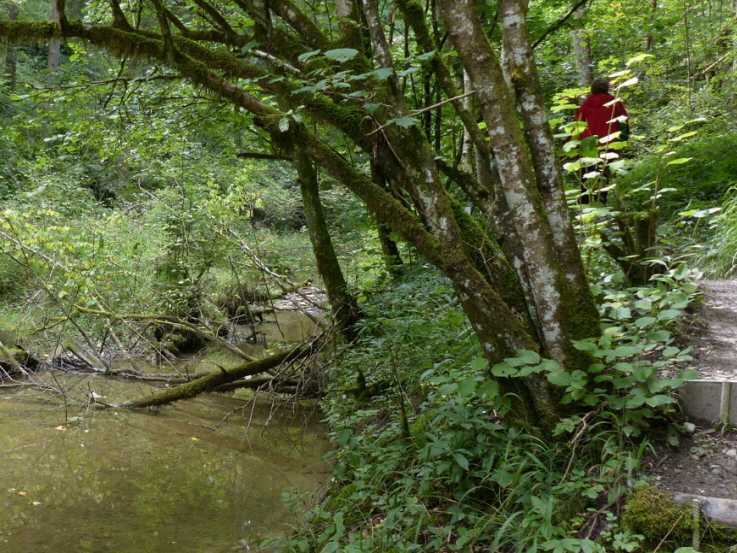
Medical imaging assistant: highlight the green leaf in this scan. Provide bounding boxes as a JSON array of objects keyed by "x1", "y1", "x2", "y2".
[
  {"x1": 324, "y1": 48, "x2": 359, "y2": 62},
  {"x1": 626, "y1": 53, "x2": 654, "y2": 66},
  {"x1": 437, "y1": 383, "x2": 457, "y2": 396},
  {"x1": 572, "y1": 340, "x2": 598, "y2": 352},
  {"x1": 457, "y1": 379, "x2": 477, "y2": 397},
  {"x1": 516, "y1": 349, "x2": 541, "y2": 365},
  {"x1": 453, "y1": 453, "x2": 469, "y2": 470},
  {"x1": 635, "y1": 316, "x2": 656, "y2": 328},
  {"x1": 386, "y1": 116, "x2": 419, "y2": 129},
  {"x1": 492, "y1": 361, "x2": 516, "y2": 377},
  {"x1": 478, "y1": 380, "x2": 499, "y2": 400},
  {"x1": 657, "y1": 309, "x2": 680, "y2": 320},
  {"x1": 547, "y1": 371, "x2": 573, "y2": 387},
  {"x1": 470, "y1": 357, "x2": 489, "y2": 371},
  {"x1": 336, "y1": 429, "x2": 352, "y2": 446},
  {"x1": 278, "y1": 117, "x2": 290, "y2": 132},
  {"x1": 647, "y1": 330, "x2": 671, "y2": 342},
  {"x1": 645, "y1": 395, "x2": 676, "y2": 407},
  {"x1": 666, "y1": 157, "x2": 692, "y2": 166},
  {"x1": 375, "y1": 67, "x2": 394, "y2": 81},
  {"x1": 362, "y1": 103, "x2": 380, "y2": 114},
  {"x1": 297, "y1": 49, "x2": 321, "y2": 62},
  {"x1": 241, "y1": 40, "x2": 260, "y2": 54},
  {"x1": 669, "y1": 131, "x2": 698, "y2": 142}
]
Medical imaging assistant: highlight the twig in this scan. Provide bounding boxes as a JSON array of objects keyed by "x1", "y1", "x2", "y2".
[{"x1": 367, "y1": 90, "x2": 476, "y2": 136}]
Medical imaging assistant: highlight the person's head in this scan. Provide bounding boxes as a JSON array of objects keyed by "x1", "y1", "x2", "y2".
[{"x1": 591, "y1": 77, "x2": 610, "y2": 95}]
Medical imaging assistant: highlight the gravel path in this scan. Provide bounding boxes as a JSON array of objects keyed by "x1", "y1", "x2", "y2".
[
  {"x1": 647, "y1": 280, "x2": 737, "y2": 500},
  {"x1": 685, "y1": 280, "x2": 737, "y2": 380}
]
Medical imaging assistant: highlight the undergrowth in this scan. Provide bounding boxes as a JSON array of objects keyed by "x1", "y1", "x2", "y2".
[{"x1": 270, "y1": 265, "x2": 715, "y2": 553}]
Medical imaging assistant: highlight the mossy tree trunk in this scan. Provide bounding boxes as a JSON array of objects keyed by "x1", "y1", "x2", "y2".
[
  {"x1": 295, "y1": 147, "x2": 362, "y2": 341},
  {"x1": 3, "y1": 3, "x2": 17, "y2": 91},
  {"x1": 0, "y1": 0, "x2": 604, "y2": 427}
]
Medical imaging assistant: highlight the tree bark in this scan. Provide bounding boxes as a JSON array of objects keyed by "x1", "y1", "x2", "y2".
[
  {"x1": 498, "y1": 0, "x2": 600, "y2": 347},
  {"x1": 295, "y1": 147, "x2": 362, "y2": 341},
  {"x1": 3, "y1": 3, "x2": 17, "y2": 91},
  {"x1": 47, "y1": 2, "x2": 61, "y2": 84},
  {"x1": 440, "y1": 0, "x2": 597, "y2": 371},
  {"x1": 572, "y1": 6, "x2": 592, "y2": 87}
]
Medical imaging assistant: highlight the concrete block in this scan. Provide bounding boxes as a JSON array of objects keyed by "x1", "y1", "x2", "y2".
[
  {"x1": 675, "y1": 493, "x2": 737, "y2": 527},
  {"x1": 680, "y1": 380, "x2": 725, "y2": 425}
]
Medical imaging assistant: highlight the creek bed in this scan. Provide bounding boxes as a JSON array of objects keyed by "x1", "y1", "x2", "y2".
[{"x1": 0, "y1": 312, "x2": 331, "y2": 552}]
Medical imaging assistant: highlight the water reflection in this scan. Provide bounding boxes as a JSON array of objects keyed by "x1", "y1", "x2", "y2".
[{"x1": 0, "y1": 312, "x2": 331, "y2": 552}]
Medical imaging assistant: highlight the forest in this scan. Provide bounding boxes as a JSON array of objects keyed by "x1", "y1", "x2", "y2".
[{"x1": 0, "y1": 0, "x2": 735, "y2": 551}]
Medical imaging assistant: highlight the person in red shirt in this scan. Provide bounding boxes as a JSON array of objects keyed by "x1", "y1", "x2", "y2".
[{"x1": 575, "y1": 77, "x2": 629, "y2": 203}]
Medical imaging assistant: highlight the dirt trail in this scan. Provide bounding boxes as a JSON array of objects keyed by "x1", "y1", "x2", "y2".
[
  {"x1": 686, "y1": 280, "x2": 737, "y2": 380},
  {"x1": 648, "y1": 280, "x2": 737, "y2": 499}
]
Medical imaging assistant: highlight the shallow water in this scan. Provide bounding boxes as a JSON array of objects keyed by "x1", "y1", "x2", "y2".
[{"x1": 0, "y1": 312, "x2": 331, "y2": 553}]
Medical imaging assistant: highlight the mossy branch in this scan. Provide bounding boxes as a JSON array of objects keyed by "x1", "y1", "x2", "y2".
[{"x1": 120, "y1": 343, "x2": 313, "y2": 409}]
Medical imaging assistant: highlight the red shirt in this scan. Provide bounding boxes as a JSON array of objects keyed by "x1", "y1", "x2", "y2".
[{"x1": 575, "y1": 93, "x2": 628, "y2": 144}]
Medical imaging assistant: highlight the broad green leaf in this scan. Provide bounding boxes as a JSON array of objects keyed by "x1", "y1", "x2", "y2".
[
  {"x1": 297, "y1": 49, "x2": 320, "y2": 62},
  {"x1": 547, "y1": 371, "x2": 573, "y2": 387},
  {"x1": 666, "y1": 157, "x2": 692, "y2": 166},
  {"x1": 386, "y1": 117, "x2": 419, "y2": 129},
  {"x1": 516, "y1": 349, "x2": 540, "y2": 365},
  {"x1": 645, "y1": 394, "x2": 676, "y2": 407},
  {"x1": 453, "y1": 453, "x2": 469, "y2": 470},
  {"x1": 324, "y1": 48, "x2": 359, "y2": 62},
  {"x1": 457, "y1": 379, "x2": 477, "y2": 397},
  {"x1": 626, "y1": 53, "x2": 654, "y2": 66},
  {"x1": 492, "y1": 361, "x2": 516, "y2": 377},
  {"x1": 437, "y1": 383, "x2": 457, "y2": 395},
  {"x1": 362, "y1": 103, "x2": 380, "y2": 114},
  {"x1": 669, "y1": 131, "x2": 698, "y2": 142},
  {"x1": 375, "y1": 67, "x2": 394, "y2": 80},
  {"x1": 635, "y1": 316, "x2": 656, "y2": 328},
  {"x1": 478, "y1": 380, "x2": 499, "y2": 400},
  {"x1": 657, "y1": 309, "x2": 680, "y2": 320},
  {"x1": 471, "y1": 357, "x2": 489, "y2": 371}
]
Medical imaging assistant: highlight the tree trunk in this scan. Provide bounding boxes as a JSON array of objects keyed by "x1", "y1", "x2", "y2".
[
  {"x1": 572, "y1": 6, "x2": 592, "y2": 87},
  {"x1": 48, "y1": 3, "x2": 61, "y2": 84},
  {"x1": 498, "y1": 0, "x2": 600, "y2": 347},
  {"x1": 460, "y1": 70, "x2": 475, "y2": 174},
  {"x1": 295, "y1": 147, "x2": 362, "y2": 341},
  {"x1": 439, "y1": 0, "x2": 599, "y2": 372},
  {"x1": 0, "y1": 0, "x2": 607, "y2": 427},
  {"x1": 3, "y1": 3, "x2": 17, "y2": 91},
  {"x1": 645, "y1": 0, "x2": 657, "y2": 52}
]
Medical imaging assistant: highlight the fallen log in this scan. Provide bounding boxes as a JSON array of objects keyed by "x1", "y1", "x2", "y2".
[
  {"x1": 210, "y1": 376, "x2": 299, "y2": 394},
  {"x1": 120, "y1": 342, "x2": 313, "y2": 409},
  {"x1": 0, "y1": 341, "x2": 40, "y2": 379}
]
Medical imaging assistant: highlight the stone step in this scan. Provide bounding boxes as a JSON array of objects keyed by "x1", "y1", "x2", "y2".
[{"x1": 680, "y1": 379, "x2": 737, "y2": 425}]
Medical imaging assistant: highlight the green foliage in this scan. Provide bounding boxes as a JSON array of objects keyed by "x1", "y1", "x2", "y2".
[
  {"x1": 622, "y1": 485, "x2": 693, "y2": 544},
  {"x1": 617, "y1": 132, "x2": 737, "y2": 218},
  {"x1": 273, "y1": 266, "x2": 700, "y2": 552}
]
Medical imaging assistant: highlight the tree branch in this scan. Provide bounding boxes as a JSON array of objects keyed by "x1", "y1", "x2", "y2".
[{"x1": 532, "y1": 0, "x2": 593, "y2": 50}]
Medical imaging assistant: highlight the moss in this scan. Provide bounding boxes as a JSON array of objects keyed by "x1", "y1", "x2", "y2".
[{"x1": 622, "y1": 485, "x2": 694, "y2": 543}]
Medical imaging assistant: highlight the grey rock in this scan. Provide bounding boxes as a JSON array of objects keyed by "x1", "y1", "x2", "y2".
[{"x1": 684, "y1": 422, "x2": 697, "y2": 433}]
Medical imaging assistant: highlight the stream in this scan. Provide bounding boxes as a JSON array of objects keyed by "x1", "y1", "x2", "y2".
[{"x1": 0, "y1": 312, "x2": 331, "y2": 552}]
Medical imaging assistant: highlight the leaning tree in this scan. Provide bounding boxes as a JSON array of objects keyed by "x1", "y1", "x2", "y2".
[{"x1": 0, "y1": 0, "x2": 602, "y2": 426}]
